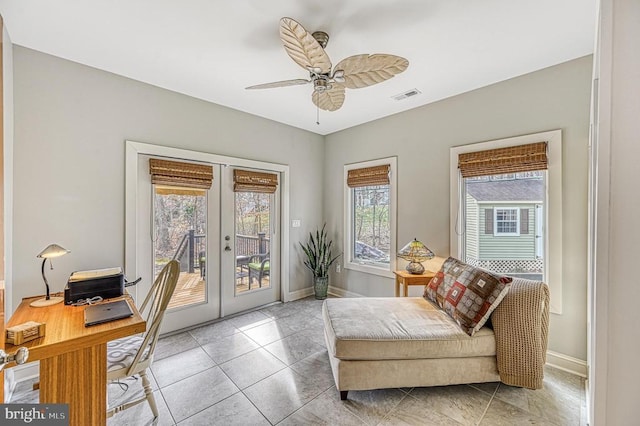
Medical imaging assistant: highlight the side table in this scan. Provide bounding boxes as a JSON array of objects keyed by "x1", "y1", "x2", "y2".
[{"x1": 393, "y1": 270, "x2": 435, "y2": 297}]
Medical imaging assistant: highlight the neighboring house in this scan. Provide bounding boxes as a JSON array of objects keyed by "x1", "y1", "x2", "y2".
[{"x1": 464, "y1": 176, "x2": 544, "y2": 279}]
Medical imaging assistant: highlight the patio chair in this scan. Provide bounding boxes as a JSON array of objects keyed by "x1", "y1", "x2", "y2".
[
  {"x1": 106, "y1": 260, "x2": 180, "y2": 420},
  {"x1": 248, "y1": 253, "x2": 269, "y2": 289},
  {"x1": 199, "y1": 251, "x2": 206, "y2": 278}
]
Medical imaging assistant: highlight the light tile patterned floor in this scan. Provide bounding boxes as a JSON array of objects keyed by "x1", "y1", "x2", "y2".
[{"x1": 10, "y1": 296, "x2": 586, "y2": 425}]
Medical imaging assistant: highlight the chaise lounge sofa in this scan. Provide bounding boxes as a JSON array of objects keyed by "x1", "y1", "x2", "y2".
[{"x1": 322, "y1": 259, "x2": 549, "y2": 400}]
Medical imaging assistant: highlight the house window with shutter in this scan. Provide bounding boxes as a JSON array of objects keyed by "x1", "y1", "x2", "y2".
[{"x1": 494, "y1": 207, "x2": 520, "y2": 236}]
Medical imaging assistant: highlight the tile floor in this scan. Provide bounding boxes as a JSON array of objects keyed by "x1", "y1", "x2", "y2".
[{"x1": 10, "y1": 296, "x2": 586, "y2": 425}]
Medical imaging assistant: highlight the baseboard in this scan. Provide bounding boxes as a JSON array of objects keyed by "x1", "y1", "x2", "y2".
[
  {"x1": 328, "y1": 285, "x2": 363, "y2": 298},
  {"x1": 546, "y1": 350, "x2": 587, "y2": 377},
  {"x1": 289, "y1": 285, "x2": 363, "y2": 300},
  {"x1": 287, "y1": 287, "x2": 314, "y2": 301}
]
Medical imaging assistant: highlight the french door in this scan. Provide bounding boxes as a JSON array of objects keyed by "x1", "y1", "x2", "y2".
[{"x1": 133, "y1": 153, "x2": 281, "y2": 333}]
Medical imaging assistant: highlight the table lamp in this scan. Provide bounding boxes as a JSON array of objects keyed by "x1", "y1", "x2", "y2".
[
  {"x1": 397, "y1": 238, "x2": 434, "y2": 274},
  {"x1": 30, "y1": 244, "x2": 70, "y2": 307}
]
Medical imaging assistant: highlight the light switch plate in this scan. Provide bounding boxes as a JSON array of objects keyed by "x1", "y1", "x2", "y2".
[{"x1": 292, "y1": 219, "x2": 301, "y2": 228}]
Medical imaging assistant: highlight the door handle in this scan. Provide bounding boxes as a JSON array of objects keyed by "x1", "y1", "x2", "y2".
[
  {"x1": 225, "y1": 245, "x2": 232, "y2": 252},
  {"x1": 0, "y1": 347, "x2": 29, "y2": 371}
]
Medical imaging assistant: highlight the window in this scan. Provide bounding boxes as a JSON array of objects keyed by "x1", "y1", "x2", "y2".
[
  {"x1": 466, "y1": 171, "x2": 545, "y2": 282},
  {"x1": 153, "y1": 186, "x2": 207, "y2": 308},
  {"x1": 450, "y1": 130, "x2": 563, "y2": 313},
  {"x1": 459, "y1": 144, "x2": 545, "y2": 280},
  {"x1": 344, "y1": 157, "x2": 397, "y2": 277},
  {"x1": 494, "y1": 207, "x2": 520, "y2": 235}
]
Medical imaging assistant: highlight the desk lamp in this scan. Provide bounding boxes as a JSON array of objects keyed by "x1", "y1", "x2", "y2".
[
  {"x1": 31, "y1": 244, "x2": 70, "y2": 307},
  {"x1": 397, "y1": 238, "x2": 434, "y2": 274}
]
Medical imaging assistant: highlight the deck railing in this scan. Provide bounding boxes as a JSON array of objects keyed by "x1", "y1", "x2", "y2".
[
  {"x1": 172, "y1": 230, "x2": 206, "y2": 273},
  {"x1": 236, "y1": 233, "x2": 269, "y2": 256},
  {"x1": 171, "y1": 231, "x2": 268, "y2": 273}
]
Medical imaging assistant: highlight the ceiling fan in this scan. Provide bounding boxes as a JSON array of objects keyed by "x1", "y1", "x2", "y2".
[{"x1": 246, "y1": 17, "x2": 409, "y2": 112}]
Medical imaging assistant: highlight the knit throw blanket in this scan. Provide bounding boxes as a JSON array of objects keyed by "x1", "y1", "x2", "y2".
[{"x1": 492, "y1": 278, "x2": 550, "y2": 389}]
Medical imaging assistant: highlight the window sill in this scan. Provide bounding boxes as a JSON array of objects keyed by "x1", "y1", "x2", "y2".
[{"x1": 345, "y1": 262, "x2": 394, "y2": 279}]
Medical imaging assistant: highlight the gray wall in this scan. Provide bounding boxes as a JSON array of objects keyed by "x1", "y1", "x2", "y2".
[
  {"x1": 12, "y1": 46, "x2": 324, "y2": 309},
  {"x1": 324, "y1": 56, "x2": 592, "y2": 360}
]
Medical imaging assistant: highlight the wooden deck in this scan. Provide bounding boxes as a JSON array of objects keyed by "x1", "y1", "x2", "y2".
[
  {"x1": 167, "y1": 270, "x2": 271, "y2": 309},
  {"x1": 236, "y1": 274, "x2": 271, "y2": 294},
  {"x1": 168, "y1": 271, "x2": 206, "y2": 309}
]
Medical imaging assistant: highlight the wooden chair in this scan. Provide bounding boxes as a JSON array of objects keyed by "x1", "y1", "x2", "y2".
[
  {"x1": 248, "y1": 254, "x2": 269, "y2": 289},
  {"x1": 106, "y1": 260, "x2": 180, "y2": 420}
]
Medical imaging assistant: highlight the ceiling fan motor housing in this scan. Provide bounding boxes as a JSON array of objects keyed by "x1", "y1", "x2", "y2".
[{"x1": 313, "y1": 77, "x2": 331, "y2": 92}]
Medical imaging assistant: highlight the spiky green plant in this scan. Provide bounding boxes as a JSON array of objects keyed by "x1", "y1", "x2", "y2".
[{"x1": 300, "y1": 224, "x2": 340, "y2": 278}]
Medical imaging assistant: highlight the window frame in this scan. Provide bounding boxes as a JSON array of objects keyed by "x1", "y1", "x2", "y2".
[
  {"x1": 450, "y1": 130, "x2": 563, "y2": 314},
  {"x1": 494, "y1": 207, "x2": 521, "y2": 236},
  {"x1": 344, "y1": 157, "x2": 397, "y2": 278}
]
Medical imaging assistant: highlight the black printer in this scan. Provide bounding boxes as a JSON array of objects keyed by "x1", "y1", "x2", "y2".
[{"x1": 64, "y1": 267, "x2": 124, "y2": 305}]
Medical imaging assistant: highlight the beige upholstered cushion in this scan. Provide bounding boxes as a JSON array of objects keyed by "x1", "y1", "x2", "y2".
[{"x1": 323, "y1": 297, "x2": 496, "y2": 361}]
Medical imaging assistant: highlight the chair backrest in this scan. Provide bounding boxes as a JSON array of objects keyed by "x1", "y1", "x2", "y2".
[{"x1": 125, "y1": 260, "x2": 180, "y2": 375}]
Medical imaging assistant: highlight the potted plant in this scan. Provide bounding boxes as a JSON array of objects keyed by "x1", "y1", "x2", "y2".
[{"x1": 300, "y1": 224, "x2": 340, "y2": 300}]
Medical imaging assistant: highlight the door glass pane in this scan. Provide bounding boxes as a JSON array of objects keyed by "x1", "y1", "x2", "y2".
[
  {"x1": 234, "y1": 192, "x2": 271, "y2": 294},
  {"x1": 463, "y1": 171, "x2": 545, "y2": 281},
  {"x1": 153, "y1": 185, "x2": 207, "y2": 309}
]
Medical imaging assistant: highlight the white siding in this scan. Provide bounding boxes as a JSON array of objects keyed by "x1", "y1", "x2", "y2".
[{"x1": 465, "y1": 193, "x2": 479, "y2": 259}]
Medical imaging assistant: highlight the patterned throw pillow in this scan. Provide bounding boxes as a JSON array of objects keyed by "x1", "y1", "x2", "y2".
[
  {"x1": 424, "y1": 257, "x2": 461, "y2": 308},
  {"x1": 424, "y1": 257, "x2": 512, "y2": 336}
]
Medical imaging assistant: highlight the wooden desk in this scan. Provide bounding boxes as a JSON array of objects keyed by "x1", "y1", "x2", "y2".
[
  {"x1": 393, "y1": 270, "x2": 435, "y2": 297},
  {"x1": 5, "y1": 295, "x2": 145, "y2": 426}
]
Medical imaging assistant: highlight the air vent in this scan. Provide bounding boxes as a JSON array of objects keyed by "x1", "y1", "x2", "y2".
[{"x1": 392, "y1": 89, "x2": 422, "y2": 101}]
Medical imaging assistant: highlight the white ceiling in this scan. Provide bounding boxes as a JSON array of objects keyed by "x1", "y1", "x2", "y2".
[{"x1": 0, "y1": 0, "x2": 595, "y2": 135}]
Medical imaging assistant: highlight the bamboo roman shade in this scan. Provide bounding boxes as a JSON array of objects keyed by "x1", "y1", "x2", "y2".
[
  {"x1": 149, "y1": 158, "x2": 213, "y2": 189},
  {"x1": 154, "y1": 186, "x2": 207, "y2": 197},
  {"x1": 233, "y1": 169, "x2": 278, "y2": 193},
  {"x1": 458, "y1": 142, "x2": 548, "y2": 178},
  {"x1": 347, "y1": 164, "x2": 390, "y2": 188}
]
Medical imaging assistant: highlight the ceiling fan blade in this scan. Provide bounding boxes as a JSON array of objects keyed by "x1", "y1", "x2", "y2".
[
  {"x1": 279, "y1": 17, "x2": 332, "y2": 74},
  {"x1": 312, "y1": 85, "x2": 346, "y2": 111},
  {"x1": 245, "y1": 79, "x2": 311, "y2": 90},
  {"x1": 334, "y1": 54, "x2": 409, "y2": 89}
]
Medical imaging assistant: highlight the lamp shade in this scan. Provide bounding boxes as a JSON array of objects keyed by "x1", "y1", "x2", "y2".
[
  {"x1": 30, "y1": 243, "x2": 70, "y2": 307},
  {"x1": 37, "y1": 244, "x2": 70, "y2": 259},
  {"x1": 397, "y1": 238, "x2": 434, "y2": 274}
]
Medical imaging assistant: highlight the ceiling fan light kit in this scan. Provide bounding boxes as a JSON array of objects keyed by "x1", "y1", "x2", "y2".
[{"x1": 246, "y1": 17, "x2": 409, "y2": 113}]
